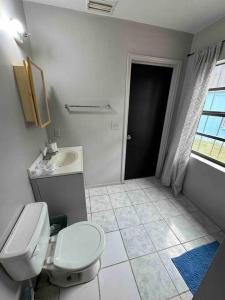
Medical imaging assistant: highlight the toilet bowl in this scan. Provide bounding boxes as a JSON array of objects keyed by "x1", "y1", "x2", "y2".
[
  {"x1": 44, "y1": 222, "x2": 105, "y2": 287},
  {"x1": 0, "y1": 202, "x2": 105, "y2": 287}
]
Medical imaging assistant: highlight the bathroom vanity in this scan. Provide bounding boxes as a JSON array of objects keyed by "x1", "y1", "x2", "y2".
[{"x1": 28, "y1": 146, "x2": 87, "y2": 225}]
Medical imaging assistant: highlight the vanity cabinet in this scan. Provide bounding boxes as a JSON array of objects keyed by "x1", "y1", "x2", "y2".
[{"x1": 30, "y1": 173, "x2": 87, "y2": 225}]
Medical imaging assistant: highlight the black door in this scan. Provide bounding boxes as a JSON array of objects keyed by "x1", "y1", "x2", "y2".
[{"x1": 125, "y1": 63, "x2": 173, "y2": 180}]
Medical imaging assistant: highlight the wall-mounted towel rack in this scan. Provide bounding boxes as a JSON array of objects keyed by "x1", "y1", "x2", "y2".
[{"x1": 65, "y1": 104, "x2": 113, "y2": 114}]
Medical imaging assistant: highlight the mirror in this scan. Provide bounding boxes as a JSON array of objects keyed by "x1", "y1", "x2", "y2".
[{"x1": 27, "y1": 58, "x2": 50, "y2": 128}]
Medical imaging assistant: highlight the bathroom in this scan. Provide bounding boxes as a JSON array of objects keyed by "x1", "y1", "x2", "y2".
[{"x1": 1, "y1": 0, "x2": 225, "y2": 299}]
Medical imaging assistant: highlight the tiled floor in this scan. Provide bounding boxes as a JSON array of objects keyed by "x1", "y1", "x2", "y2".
[{"x1": 36, "y1": 177, "x2": 224, "y2": 300}]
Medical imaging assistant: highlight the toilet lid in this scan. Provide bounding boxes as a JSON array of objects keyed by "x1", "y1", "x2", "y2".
[{"x1": 53, "y1": 221, "x2": 105, "y2": 271}]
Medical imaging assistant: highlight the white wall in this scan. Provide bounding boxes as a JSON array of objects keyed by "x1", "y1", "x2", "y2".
[
  {"x1": 183, "y1": 17, "x2": 225, "y2": 229},
  {"x1": 24, "y1": 2, "x2": 193, "y2": 187},
  {"x1": 0, "y1": 1, "x2": 47, "y2": 299}
]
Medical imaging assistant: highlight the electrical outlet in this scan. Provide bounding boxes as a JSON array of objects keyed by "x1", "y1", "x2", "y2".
[{"x1": 54, "y1": 128, "x2": 61, "y2": 138}]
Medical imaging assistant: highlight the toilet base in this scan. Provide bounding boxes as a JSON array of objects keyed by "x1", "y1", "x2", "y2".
[{"x1": 46, "y1": 259, "x2": 101, "y2": 287}]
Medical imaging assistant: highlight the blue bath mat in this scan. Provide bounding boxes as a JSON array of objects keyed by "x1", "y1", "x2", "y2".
[{"x1": 172, "y1": 241, "x2": 220, "y2": 295}]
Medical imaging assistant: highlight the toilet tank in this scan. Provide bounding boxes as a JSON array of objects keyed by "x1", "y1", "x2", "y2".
[{"x1": 0, "y1": 202, "x2": 50, "y2": 281}]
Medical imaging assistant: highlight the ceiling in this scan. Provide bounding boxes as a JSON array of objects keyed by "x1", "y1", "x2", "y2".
[{"x1": 24, "y1": 0, "x2": 225, "y2": 33}]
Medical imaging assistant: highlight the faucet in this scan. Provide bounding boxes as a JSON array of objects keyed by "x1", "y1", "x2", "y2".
[
  {"x1": 43, "y1": 151, "x2": 56, "y2": 161},
  {"x1": 41, "y1": 142, "x2": 58, "y2": 161}
]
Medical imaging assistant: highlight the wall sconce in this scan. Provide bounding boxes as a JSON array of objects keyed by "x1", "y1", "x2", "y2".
[{"x1": 8, "y1": 19, "x2": 30, "y2": 44}]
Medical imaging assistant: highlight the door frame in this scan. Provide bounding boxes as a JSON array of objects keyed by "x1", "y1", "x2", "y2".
[{"x1": 121, "y1": 53, "x2": 182, "y2": 182}]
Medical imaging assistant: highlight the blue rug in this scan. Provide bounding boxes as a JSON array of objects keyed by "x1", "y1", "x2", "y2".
[{"x1": 172, "y1": 241, "x2": 220, "y2": 295}]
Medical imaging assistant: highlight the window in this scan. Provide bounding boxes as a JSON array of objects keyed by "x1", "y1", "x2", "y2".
[{"x1": 192, "y1": 62, "x2": 225, "y2": 166}]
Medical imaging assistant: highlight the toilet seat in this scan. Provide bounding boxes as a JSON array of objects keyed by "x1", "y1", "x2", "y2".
[{"x1": 53, "y1": 221, "x2": 105, "y2": 271}]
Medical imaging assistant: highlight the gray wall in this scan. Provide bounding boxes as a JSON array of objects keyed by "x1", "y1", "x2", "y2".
[
  {"x1": 0, "y1": 0, "x2": 47, "y2": 299},
  {"x1": 184, "y1": 156, "x2": 225, "y2": 229},
  {"x1": 24, "y1": 2, "x2": 193, "y2": 187},
  {"x1": 191, "y1": 16, "x2": 225, "y2": 53},
  {"x1": 183, "y1": 17, "x2": 225, "y2": 229}
]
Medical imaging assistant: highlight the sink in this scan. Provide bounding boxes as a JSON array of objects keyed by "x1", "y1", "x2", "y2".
[
  {"x1": 28, "y1": 146, "x2": 83, "y2": 178},
  {"x1": 52, "y1": 151, "x2": 77, "y2": 167}
]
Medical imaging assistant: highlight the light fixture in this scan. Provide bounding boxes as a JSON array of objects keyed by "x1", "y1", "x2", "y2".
[{"x1": 8, "y1": 19, "x2": 29, "y2": 44}]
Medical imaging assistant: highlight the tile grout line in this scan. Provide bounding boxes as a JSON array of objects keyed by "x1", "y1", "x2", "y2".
[
  {"x1": 97, "y1": 274, "x2": 101, "y2": 300},
  {"x1": 90, "y1": 209, "x2": 221, "y2": 245},
  {"x1": 37, "y1": 178, "x2": 221, "y2": 299},
  {"x1": 104, "y1": 187, "x2": 145, "y2": 299},
  {"x1": 98, "y1": 191, "x2": 181, "y2": 299},
  {"x1": 90, "y1": 204, "x2": 221, "y2": 246},
  {"x1": 157, "y1": 246, "x2": 188, "y2": 298},
  {"x1": 119, "y1": 223, "x2": 181, "y2": 300},
  {"x1": 117, "y1": 228, "x2": 143, "y2": 300},
  {"x1": 98, "y1": 189, "x2": 143, "y2": 299},
  {"x1": 89, "y1": 182, "x2": 222, "y2": 247},
  {"x1": 88, "y1": 179, "x2": 222, "y2": 300}
]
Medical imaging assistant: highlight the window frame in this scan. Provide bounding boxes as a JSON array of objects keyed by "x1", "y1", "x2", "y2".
[{"x1": 191, "y1": 62, "x2": 225, "y2": 168}]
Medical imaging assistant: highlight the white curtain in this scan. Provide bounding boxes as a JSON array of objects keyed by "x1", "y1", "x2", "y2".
[{"x1": 160, "y1": 42, "x2": 222, "y2": 195}]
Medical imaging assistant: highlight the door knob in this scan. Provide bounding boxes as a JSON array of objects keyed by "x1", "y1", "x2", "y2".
[{"x1": 127, "y1": 134, "x2": 132, "y2": 140}]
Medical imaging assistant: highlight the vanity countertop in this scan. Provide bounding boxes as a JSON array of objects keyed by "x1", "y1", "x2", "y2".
[{"x1": 28, "y1": 146, "x2": 83, "y2": 179}]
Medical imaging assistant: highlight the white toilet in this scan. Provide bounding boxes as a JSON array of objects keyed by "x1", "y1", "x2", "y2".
[{"x1": 0, "y1": 202, "x2": 105, "y2": 287}]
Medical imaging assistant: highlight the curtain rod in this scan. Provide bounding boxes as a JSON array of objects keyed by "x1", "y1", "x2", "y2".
[{"x1": 187, "y1": 39, "x2": 225, "y2": 57}]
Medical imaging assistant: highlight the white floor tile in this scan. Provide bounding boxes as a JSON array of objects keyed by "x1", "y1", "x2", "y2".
[
  {"x1": 89, "y1": 186, "x2": 108, "y2": 196},
  {"x1": 144, "y1": 220, "x2": 180, "y2": 250},
  {"x1": 114, "y1": 206, "x2": 140, "y2": 229},
  {"x1": 134, "y1": 203, "x2": 163, "y2": 223},
  {"x1": 131, "y1": 253, "x2": 178, "y2": 300},
  {"x1": 144, "y1": 187, "x2": 168, "y2": 202},
  {"x1": 101, "y1": 231, "x2": 128, "y2": 268},
  {"x1": 193, "y1": 211, "x2": 220, "y2": 233},
  {"x1": 121, "y1": 225, "x2": 155, "y2": 259},
  {"x1": 127, "y1": 190, "x2": 150, "y2": 205},
  {"x1": 167, "y1": 212, "x2": 219, "y2": 243},
  {"x1": 90, "y1": 195, "x2": 112, "y2": 212},
  {"x1": 106, "y1": 184, "x2": 125, "y2": 194},
  {"x1": 148, "y1": 176, "x2": 162, "y2": 186},
  {"x1": 180, "y1": 291, "x2": 193, "y2": 300},
  {"x1": 124, "y1": 180, "x2": 141, "y2": 191},
  {"x1": 158, "y1": 245, "x2": 188, "y2": 294},
  {"x1": 183, "y1": 232, "x2": 223, "y2": 251},
  {"x1": 154, "y1": 200, "x2": 181, "y2": 218},
  {"x1": 160, "y1": 186, "x2": 174, "y2": 198},
  {"x1": 143, "y1": 188, "x2": 162, "y2": 202},
  {"x1": 92, "y1": 210, "x2": 118, "y2": 233},
  {"x1": 135, "y1": 177, "x2": 156, "y2": 189},
  {"x1": 60, "y1": 277, "x2": 99, "y2": 300},
  {"x1": 99, "y1": 261, "x2": 140, "y2": 300},
  {"x1": 183, "y1": 237, "x2": 211, "y2": 251},
  {"x1": 168, "y1": 195, "x2": 198, "y2": 213},
  {"x1": 109, "y1": 192, "x2": 131, "y2": 208},
  {"x1": 167, "y1": 214, "x2": 205, "y2": 243}
]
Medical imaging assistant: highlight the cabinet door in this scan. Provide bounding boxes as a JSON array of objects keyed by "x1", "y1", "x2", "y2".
[{"x1": 36, "y1": 174, "x2": 87, "y2": 224}]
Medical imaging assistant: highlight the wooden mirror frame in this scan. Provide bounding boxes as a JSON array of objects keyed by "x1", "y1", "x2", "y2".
[{"x1": 26, "y1": 57, "x2": 51, "y2": 128}]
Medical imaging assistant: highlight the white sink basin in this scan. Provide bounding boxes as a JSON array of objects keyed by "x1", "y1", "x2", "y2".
[
  {"x1": 52, "y1": 151, "x2": 77, "y2": 167},
  {"x1": 28, "y1": 147, "x2": 83, "y2": 178}
]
